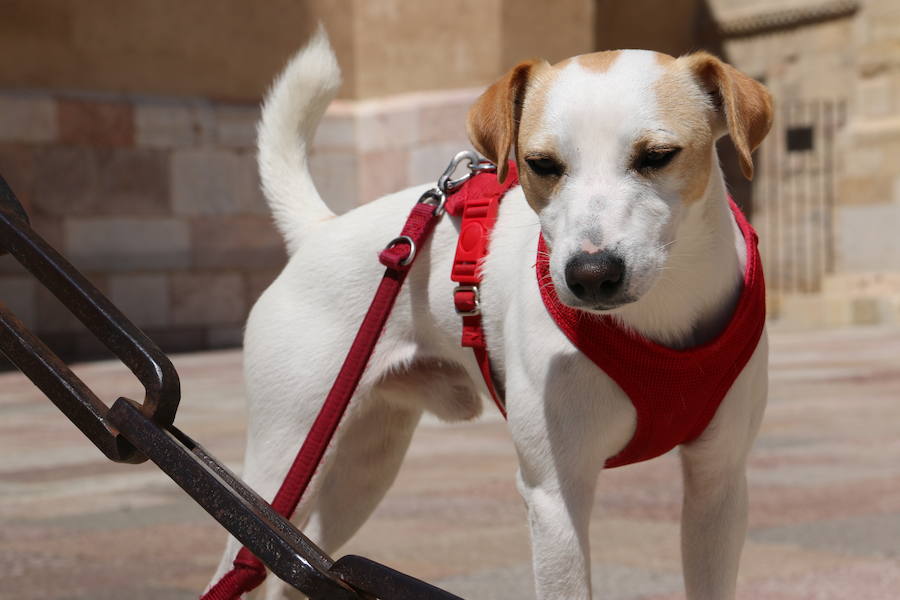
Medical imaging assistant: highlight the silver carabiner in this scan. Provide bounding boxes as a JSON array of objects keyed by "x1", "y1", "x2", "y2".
[
  {"x1": 437, "y1": 150, "x2": 482, "y2": 195},
  {"x1": 470, "y1": 160, "x2": 497, "y2": 175}
]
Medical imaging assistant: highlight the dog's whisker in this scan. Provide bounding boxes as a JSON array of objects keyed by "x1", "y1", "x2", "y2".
[{"x1": 655, "y1": 239, "x2": 679, "y2": 252}]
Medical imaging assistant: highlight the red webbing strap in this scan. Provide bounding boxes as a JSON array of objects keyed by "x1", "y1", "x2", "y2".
[
  {"x1": 473, "y1": 344, "x2": 504, "y2": 417},
  {"x1": 202, "y1": 202, "x2": 440, "y2": 600},
  {"x1": 447, "y1": 162, "x2": 518, "y2": 417}
]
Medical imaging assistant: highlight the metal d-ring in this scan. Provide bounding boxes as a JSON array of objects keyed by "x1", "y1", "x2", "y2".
[
  {"x1": 417, "y1": 188, "x2": 446, "y2": 217},
  {"x1": 384, "y1": 235, "x2": 416, "y2": 266},
  {"x1": 453, "y1": 284, "x2": 481, "y2": 317}
]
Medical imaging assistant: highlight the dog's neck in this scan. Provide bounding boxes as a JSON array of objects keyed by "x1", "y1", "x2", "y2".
[{"x1": 612, "y1": 161, "x2": 745, "y2": 350}]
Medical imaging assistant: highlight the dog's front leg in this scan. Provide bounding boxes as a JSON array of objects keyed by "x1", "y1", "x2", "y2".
[
  {"x1": 515, "y1": 449, "x2": 598, "y2": 599},
  {"x1": 679, "y1": 340, "x2": 768, "y2": 600},
  {"x1": 680, "y1": 455, "x2": 749, "y2": 600},
  {"x1": 516, "y1": 467, "x2": 596, "y2": 599},
  {"x1": 508, "y1": 378, "x2": 622, "y2": 600}
]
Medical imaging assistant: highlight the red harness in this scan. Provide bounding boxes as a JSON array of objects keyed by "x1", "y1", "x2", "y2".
[
  {"x1": 449, "y1": 163, "x2": 766, "y2": 468},
  {"x1": 445, "y1": 166, "x2": 522, "y2": 417},
  {"x1": 205, "y1": 158, "x2": 765, "y2": 599}
]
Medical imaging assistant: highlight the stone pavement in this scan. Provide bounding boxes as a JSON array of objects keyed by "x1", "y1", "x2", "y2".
[{"x1": 1, "y1": 325, "x2": 900, "y2": 599}]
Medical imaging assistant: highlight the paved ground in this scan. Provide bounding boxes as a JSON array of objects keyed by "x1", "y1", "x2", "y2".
[{"x1": 2, "y1": 325, "x2": 900, "y2": 599}]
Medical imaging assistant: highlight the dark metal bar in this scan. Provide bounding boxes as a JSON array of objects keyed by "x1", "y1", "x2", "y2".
[
  {"x1": 0, "y1": 174, "x2": 28, "y2": 258},
  {"x1": 0, "y1": 302, "x2": 143, "y2": 462},
  {"x1": 108, "y1": 398, "x2": 468, "y2": 599},
  {"x1": 0, "y1": 172, "x2": 471, "y2": 599},
  {"x1": 106, "y1": 398, "x2": 359, "y2": 599},
  {"x1": 0, "y1": 174, "x2": 180, "y2": 429},
  {"x1": 330, "y1": 555, "x2": 465, "y2": 600}
]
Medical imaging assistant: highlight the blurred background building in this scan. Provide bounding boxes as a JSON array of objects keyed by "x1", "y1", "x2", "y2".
[{"x1": 0, "y1": 0, "x2": 897, "y2": 361}]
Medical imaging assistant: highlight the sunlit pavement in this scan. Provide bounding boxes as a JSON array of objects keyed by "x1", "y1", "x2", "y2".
[{"x1": 2, "y1": 325, "x2": 899, "y2": 599}]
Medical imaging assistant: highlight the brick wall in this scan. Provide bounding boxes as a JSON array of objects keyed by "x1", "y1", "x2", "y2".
[{"x1": 0, "y1": 86, "x2": 477, "y2": 361}]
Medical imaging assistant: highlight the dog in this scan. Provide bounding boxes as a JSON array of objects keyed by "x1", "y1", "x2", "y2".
[{"x1": 208, "y1": 26, "x2": 773, "y2": 600}]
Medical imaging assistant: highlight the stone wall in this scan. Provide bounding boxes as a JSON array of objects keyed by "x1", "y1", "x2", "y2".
[
  {"x1": 0, "y1": 0, "x2": 594, "y2": 101},
  {"x1": 712, "y1": 0, "x2": 900, "y2": 327},
  {"x1": 0, "y1": 85, "x2": 480, "y2": 360},
  {"x1": 838, "y1": 0, "x2": 900, "y2": 269},
  {"x1": 0, "y1": 91, "x2": 279, "y2": 358},
  {"x1": 6, "y1": 0, "x2": 896, "y2": 354},
  {"x1": 0, "y1": 0, "x2": 600, "y2": 360}
]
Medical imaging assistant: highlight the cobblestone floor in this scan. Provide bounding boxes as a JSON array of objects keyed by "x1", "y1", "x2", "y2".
[{"x1": 2, "y1": 325, "x2": 899, "y2": 599}]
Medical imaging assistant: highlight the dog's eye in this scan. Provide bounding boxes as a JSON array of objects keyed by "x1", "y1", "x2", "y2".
[
  {"x1": 525, "y1": 156, "x2": 564, "y2": 177},
  {"x1": 635, "y1": 147, "x2": 681, "y2": 172}
]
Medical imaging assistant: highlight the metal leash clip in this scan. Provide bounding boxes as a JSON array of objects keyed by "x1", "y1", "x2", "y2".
[
  {"x1": 417, "y1": 151, "x2": 496, "y2": 218},
  {"x1": 437, "y1": 150, "x2": 492, "y2": 195}
]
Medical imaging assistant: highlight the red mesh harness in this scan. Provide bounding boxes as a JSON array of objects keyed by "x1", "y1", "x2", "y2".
[
  {"x1": 449, "y1": 163, "x2": 766, "y2": 468},
  {"x1": 205, "y1": 158, "x2": 766, "y2": 599}
]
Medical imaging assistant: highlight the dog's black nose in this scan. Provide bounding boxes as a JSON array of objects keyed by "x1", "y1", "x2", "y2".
[{"x1": 564, "y1": 251, "x2": 625, "y2": 303}]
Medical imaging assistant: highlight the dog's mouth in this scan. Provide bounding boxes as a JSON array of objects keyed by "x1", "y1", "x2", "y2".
[
  {"x1": 552, "y1": 267, "x2": 638, "y2": 313},
  {"x1": 588, "y1": 297, "x2": 636, "y2": 312},
  {"x1": 549, "y1": 277, "x2": 638, "y2": 313},
  {"x1": 559, "y1": 294, "x2": 637, "y2": 314},
  {"x1": 543, "y1": 261, "x2": 639, "y2": 313}
]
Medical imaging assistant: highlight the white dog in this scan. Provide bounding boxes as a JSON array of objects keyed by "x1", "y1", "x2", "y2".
[{"x1": 210, "y1": 27, "x2": 773, "y2": 600}]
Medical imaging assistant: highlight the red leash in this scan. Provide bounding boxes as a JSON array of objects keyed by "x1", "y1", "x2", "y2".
[{"x1": 202, "y1": 152, "x2": 488, "y2": 600}]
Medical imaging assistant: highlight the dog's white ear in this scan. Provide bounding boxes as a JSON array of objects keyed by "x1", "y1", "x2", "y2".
[
  {"x1": 467, "y1": 60, "x2": 542, "y2": 183},
  {"x1": 685, "y1": 52, "x2": 774, "y2": 180}
]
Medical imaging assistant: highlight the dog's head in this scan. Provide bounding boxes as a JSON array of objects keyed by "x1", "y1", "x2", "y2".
[{"x1": 467, "y1": 51, "x2": 773, "y2": 312}]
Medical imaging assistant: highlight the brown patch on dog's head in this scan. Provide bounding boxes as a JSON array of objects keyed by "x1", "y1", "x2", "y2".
[
  {"x1": 514, "y1": 67, "x2": 564, "y2": 213},
  {"x1": 681, "y1": 52, "x2": 774, "y2": 180},
  {"x1": 649, "y1": 51, "x2": 773, "y2": 203},
  {"x1": 654, "y1": 53, "x2": 676, "y2": 67},
  {"x1": 569, "y1": 50, "x2": 622, "y2": 73},
  {"x1": 651, "y1": 57, "x2": 717, "y2": 204},
  {"x1": 467, "y1": 59, "x2": 550, "y2": 182}
]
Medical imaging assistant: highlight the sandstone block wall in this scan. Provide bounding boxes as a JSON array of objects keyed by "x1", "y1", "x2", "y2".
[
  {"x1": 0, "y1": 0, "x2": 600, "y2": 360},
  {"x1": 4, "y1": 0, "x2": 897, "y2": 353},
  {"x1": 0, "y1": 85, "x2": 481, "y2": 361},
  {"x1": 716, "y1": 0, "x2": 900, "y2": 326},
  {"x1": 0, "y1": 91, "x2": 280, "y2": 358}
]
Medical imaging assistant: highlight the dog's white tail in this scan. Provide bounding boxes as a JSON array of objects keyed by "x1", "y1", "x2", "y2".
[{"x1": 257, "y1": 25, "x2": 340, "y2": 253}]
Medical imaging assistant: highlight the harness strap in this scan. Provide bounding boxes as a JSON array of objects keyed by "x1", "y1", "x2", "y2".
[
  {"x1": 202, "y1": 201, "x2": 441, "y2": 600},
  {"x1": 446, "y1": 163, "x2": 518, "y2": 417}
]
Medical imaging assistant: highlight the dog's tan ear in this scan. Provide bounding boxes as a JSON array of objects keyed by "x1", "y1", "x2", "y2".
[
  {"x1": 467, "y1": 60, "x2": 542, "y2": 183},
  {"x1": 684, "y1": 52, "x2": 774, "y2": 180}
]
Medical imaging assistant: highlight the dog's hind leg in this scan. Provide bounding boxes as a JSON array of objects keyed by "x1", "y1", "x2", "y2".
[
  {"x1": 204, "y1": 385, "x2": 421, "y2": 600},
  {"x1": 260, "y1": 359, "x2": 480, "y2": 600},
  {"x1": 261, "y1": 391, "x2": 423, "y2": 600}
]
